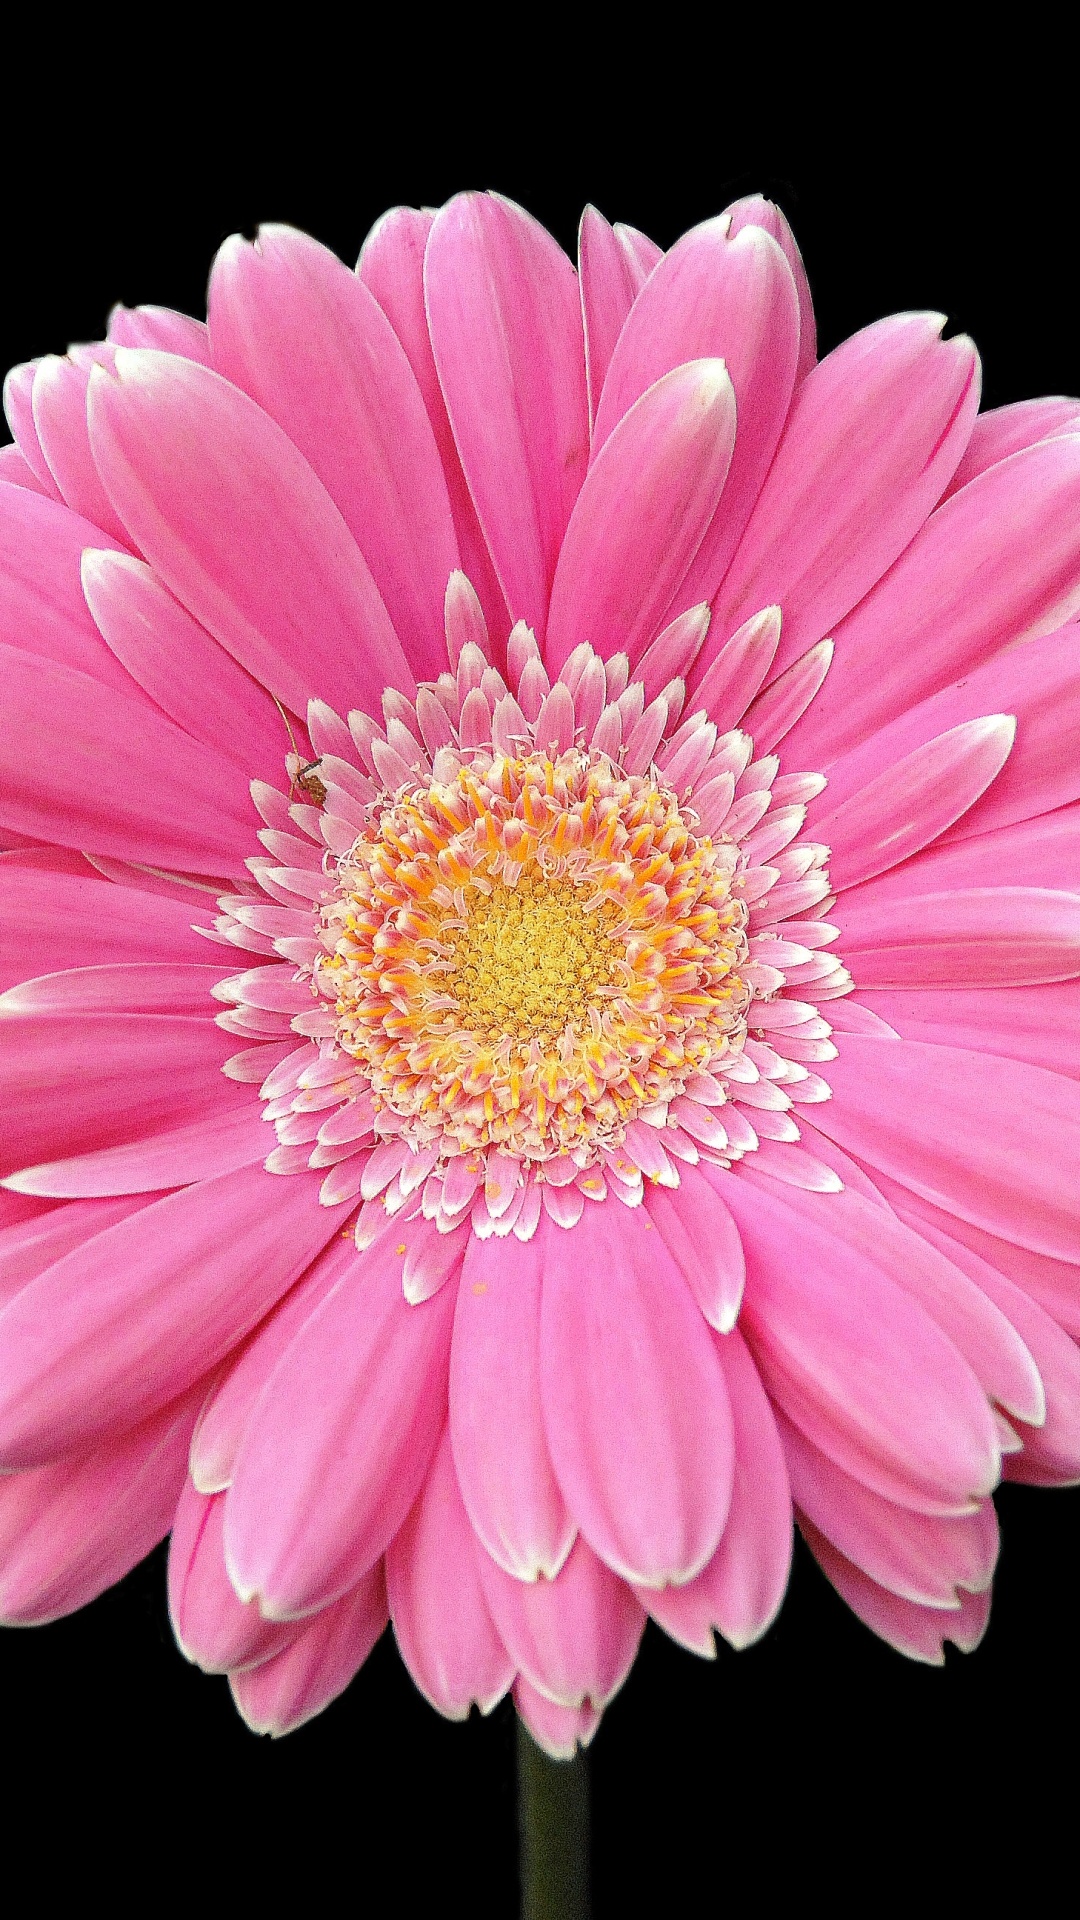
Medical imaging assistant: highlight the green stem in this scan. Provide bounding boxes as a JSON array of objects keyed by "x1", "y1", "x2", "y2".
[{"x1": 517, "y1": 1721, "x2": 592, "y2": 1920}]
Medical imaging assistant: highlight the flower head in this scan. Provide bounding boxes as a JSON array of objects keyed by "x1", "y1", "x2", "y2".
[{"x1": 2, "y1": 193, "x2": 1080, "y2": 1753}]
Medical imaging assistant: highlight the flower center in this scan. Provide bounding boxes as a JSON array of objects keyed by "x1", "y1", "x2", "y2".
[{"x1": 316, "y1": 747, "x2": 752, "y2": 1163}]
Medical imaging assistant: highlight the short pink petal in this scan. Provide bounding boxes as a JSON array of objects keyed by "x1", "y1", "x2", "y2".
[
  {"x1": 643, "y1": 1164, "x2": 745, "y2": 1331},
  {"x1": 230, "y1": 1566, "x2": 388, "y2": 1735},
  {"x1": 0, "y1": 1384, "x2": 201, "y2": 1623},
  {"x1": 592, "y1": 216, "x2": 800, "y2": 614},
  {"x1": 0, "y1": 1165, "x2": 333, "y2": 1466},
  {"x1": 209, "y1": 225, "x2": 457, "y2": 682},
  {"x1": 642, "y1": 1327, "x2": 792, "y2": 1654},
  {"x1": 710, "y1": 315, "x2": 979, "y2": 672},
  {"x1": 224, "y1": 1233, "x2": 456, "y2": 1618},
  {"x1": 424, "y1": 192, "x2": 588, "y2": 639},
  {"x1": 0, "y1": 483, "x2": 141, "y2": 694},
  {"x1": 714, "y1": 1171, "x2": 1000, "y2": 1511},
  {"x1": 514, "y1": 1678, "x2": 600, "y2": 1760},
  {"x1": 168, "y1": 1480, "x2": 295, "y2": 1673},
  {"x1": 545, "y1": 360, "x2": 737, "y2": 672},
  {"x1": 478, "y1": 1532, "x2": 644, "y2": 1708},
  {"x1": 0, "y1": 443, "x2": 51, "y2": 494},
  {"x1": 387, "y1": 1428, "x2": 514, "y2": 1718},
  {"x1": 31, "y1": 347, "x2": 131, "y2": 541},
  {"x1": 450, "y1": 1231, "x2": 575, "y2": 1581},
  {"x1": 539, "y1": 1205, "x2": 734, "y2": 1587},
  {"x1": 0, "y1": 645, "x2": 253, "y2": 874},
  {"x1": 814, "y1": 1033, "x2": 1080, "y2": 1263},
  {"x1": 87, "y1": 349, "x2": 413, "y2": 718}
]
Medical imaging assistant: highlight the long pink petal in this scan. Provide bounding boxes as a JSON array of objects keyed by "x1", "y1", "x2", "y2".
[
  {"x1": 840, "y1": 887, "x2": 1080, "y2": 988},
  {"x1": 724, "y1": 195, "x2": 817, "y2": 381},
  {"x1": 190, "y1": 1232, "x2": 361, "y2": 1492},
  {"x1": 578, "y1": 205, "x2": 655, "y2": 431},
  {"x1": 0, "y1": 646, "x2": 253, "y2": 874},
  {"x1": 545, "y1": 361, "x2": 737, "y2": 672},
  {"x1": 811, "y1": 620, "x2": 1080, "y2": 839},
  {"x1": 31, "y1": 346, "x2": 132, "y2": 541},
  {"x1": 803, "y1": 1519, "x2": 990, "y2": 1663},
  {"x1": 943, "y1": 395, "x2": 1080, "y2": 497},
  {"x1": 3, "y1": 362, "x2": 62, "y2": 494},
  {"x1": 870, "y1": 1181, "x2": 1080, "y2": 1341},
  {"x1": 168, "y1": 1479, "x2": 295, "y2": 1673},
  {"x1": 592, "y1": 216, "x2": 800, "y2": 615},
  {"x1": 450, "y1": 1231, "x2": 574, "y2": 1581},
  {"x1": 7, "y1": 1103, "x2": 270, "y2": 1198},
  {"x1": 0, "y1": 1196, "x2": 148, "y2": 1306},
  {"x1": 710, "y1": 315, "x2": 979, "y2": 671},
  {"x1": 0, "y1": 483, "x2": 139, "y2": 694},
  {"x1": 643, "y1": 1165, "x2": 745, "y2": 1330},
  {"x1": 81, "y1": 550, "x2": 289, "y2": 781},
  {"x1": 0, "y1": 443, "x2": 51, "y2": 494},
  {"x1": 387, "y1": 1428, "x2": 514, "y2": 1718},
  {"x1": 0, "y1": 1009, "x2": 245, "y2": 1176},
  {"x1": 107, "y1": 304, "x2": 213, "y2": 363},
  {"x1": 0, "y1": 1166, "x2": 333, "y2": 1466},
  {"x1": 539, "y1": 1205, "x2": 734, "y2": 1586},
  {"x1": 789, "y1": 436, "x2": 1080, "y2": 764},
  {"x1": 714, "y1": 1171, "x2": 1000, "y2": 1510},
  {"x1": 860, "y1": 980, "x2": 1080, "y2": 1082},
  {"x1": 224, "y1": 1234, "x2": 456, "y2": 1618},
  {"x1": 815, "y1": 1033, "x2": 1080, "y2": 1263},
  {"x1": 819, "y1": 716, "x2": 1015, "y2": 890},
  {"x1": 87, "y1": 349, "x2": 413, "y2": 717},
  {"x1": 229, "y1": 1566, "x2": 388, "y2": 1735},
  {"x1": 1, "y1": 961, "x2": 228, "y2": 1016},
  {"x1": 0, "y1": 1384, "x2": 201, "y2": 1623},
  {"x1": 424, "y1": 192, "x2": 588, "y2": 639},
  {"x1": 209, "y1": 225, "x2": 457, "y2": 682},
  {"x1": 478, "y1": 1532, "x2": 644, "y2": 1708},
  {"x1": 357, "y1": 206, "x2": 508, "y2": 645},
  {"x1": 0, "y1": 863, "x2": 213, "y2": 994},
  {"x1": 642, "y1": 1327, "x2": 792, "y2": 1654}
]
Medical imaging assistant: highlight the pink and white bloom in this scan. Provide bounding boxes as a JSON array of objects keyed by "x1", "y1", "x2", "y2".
[{"x1": 3, "y1": 192, "x2": 1080, "y2": 1754}]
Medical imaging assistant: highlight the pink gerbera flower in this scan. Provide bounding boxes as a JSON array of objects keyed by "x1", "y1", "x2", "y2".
[{"x1": 3, "y1": 192, "x2": 1080, "y2": 1756}]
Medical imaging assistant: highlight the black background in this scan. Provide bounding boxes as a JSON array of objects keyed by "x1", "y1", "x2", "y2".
[{"x1": 2, "y1": 55, "x2": 1078, "y2": 1913}]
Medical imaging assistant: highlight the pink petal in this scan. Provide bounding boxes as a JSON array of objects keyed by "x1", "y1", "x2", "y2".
[
  {"x1": 578, "y1": 204, "x2": 656, "y2": 431},
  {"x1": 168, "y1": 1480, "x2": 295, "y2": 1673},
  {"x1": 710, "y1": 315, "x2": 979, "y2": 672},
  {"x1": 209, "y1": 225, "x2": 457, "y2": 683},
  {"x1": 81, "y1": 550, "x2": 289, "y2": 781},
  {"x1": 190, "y1": 1232, "x2": 360, "y2": 1492},
  {"x1": 539, "y1": 1205, "x2": 735, "y2": 1586},
  {"x1": 644, "y1": 1326, "x2": 792, "y2": 1654},
  {"x1": 0, "y1": 645, "x2": 253, "y2": 875},
  {"x1": 592, "y1": 216, "x2": 800, "y2": 616},
  {"x1": 3, "y1": 363, "x2": 62, "y2": 494},
  {"x1": 478, "y1": 1532, "x2": 644, "y2": 1708},
  {"x1": 815, "y1": 1033, "x2": 1080, "y2": 1263},
  {"x1": 0, "y1": 484, "x2": 139, "y2": 694},
  {"x1": 107, "y1": 303, "x2": 213, "y2": 363},
  {"x1": 714, "y1": 1170, "x2": 1000, "y2": 1512},
  {"x1": 224, "y1": 1233, "x2": 456, "y2": 1618},
  {"x1": 87, "y1": 350, "x2": 413, "y2": 718},
  {"x1": 741, "y1": 639, "x2": 833, "y2": 752},
  {"x1": 943, "y1": 396, "x2": 1080, "y2": 497},
  {"x1": 229, "y1": 1566, "x2": 388, "y2": 1735},
  {"x1": 424, "y1": 192, "x2": 588, "y2": 639},
  {"x1": 31, "y1": 346, "x2": 132, "y2": 542},
  {"x1": 643, "y1": 1164, "x2": 745, "y2": 1331},
  {"x1": 0, "y1": 443, "x2": 51, "y2": 494},
  {"x1": 861, "y1": 980, "x2": 1080, "y2": 1082},
  {"x1": 782, "y1": 1412, "x2": 997, "y2": 1607},
  {"x1": 803, "y1": 1520, "x2": 990, "y2": 1663},
  {"x1": 0, "y1": 862, "x2": 213, "y2": 995},
  {"x1": 0, "y1": 1008, "x2": 245, "y2": 1176},
  {"x1": 819, "y1": 716, "x2": 1016, "y2": 890},
  {"x1": 724, "y1": 194, "x2": 817, "y2": 382},
  {"x1": 514, "y1": 1678, "x2": 600, "y2": 1760},
  {"x1": 357, "y1": 206, "x2": 508, "y2": 645},
  {"x1": 545, "y1": 360, "x2": 737, "y2": 673},
  {"x1": 0, "y1": 1196, "x2": 147, "y2": 1306},
  {"x1": 386, "y1": 1428, "x2": 514, "y2": 1718},
  {"x1": 0, "y1": 1165, "x2": 334, "y2": 1466},
  {"x1": 1, "y1": 961, "x2": 228, "y2": 1017},
  {"x1": 841, "y1": 886, "x2": 1080, "y2": 989},
  {"x1": 790, "y1": 435, "x2": 1080, "y2": 765},
  {"x1": 7, "y1": 1102, "x2": 270, "y2": 1198},
  {"x1": 450, "y1": 1230, "x2": 575, "y2": 1581},
  {"x1": 0, "y1": 1383, "x2": 201, "y2": 1624}
]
